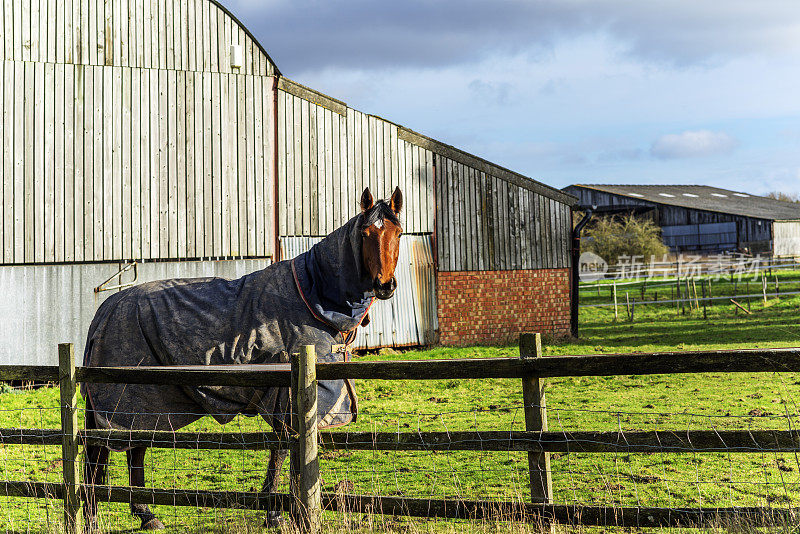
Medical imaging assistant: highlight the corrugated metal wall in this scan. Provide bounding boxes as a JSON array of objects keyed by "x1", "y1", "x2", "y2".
[
  {"x1": 280, "y1": 236, "x2": 438, "y2": 349},
  {"x1": 662, "y1": 222, "x2": 738, "y2": 251},
  {"x1": 276, "y1": 89, "x2": 435, "y2": 237},
  {"x1": 435, "y1": 156, "x2": 571, "y2": 271},
  {"x1": 774, "y1": 221, "x2": 800, "y2": 257},
  {"x1": 0, "y1": 259, "x2": 270, "y2": 366},
  {"x1": 0, "y1": 0, "x2": 276, "y2": 264}
]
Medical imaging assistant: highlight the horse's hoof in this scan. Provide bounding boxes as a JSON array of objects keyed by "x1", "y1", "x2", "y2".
[
  {"x1": 264, "y1": 511, "x2": 285, "y2": 528},
  {"x1": 141, "y1": 518, "x2": 165, "y2": 530}
]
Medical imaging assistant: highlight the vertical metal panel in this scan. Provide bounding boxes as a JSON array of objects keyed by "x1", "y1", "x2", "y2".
[
  {"x1": 772, "y1": 221, "x2": 800, "y2": 256},
  {"x1": 280, "y1": 236, "x2": 437, "y2": 349},
  {"x1": 0, "y1": 0, "x2": 276, "y2": 74},
  {"x1": 0, "y1": 58, "x2": 275, "y2": 264},
  {"x1": 277, "y1": 93, "x2": 434, "y2": 237},
  {"x1": 434, "y1": 154, "x2": 447, "y2": 271},
  {"x1": 0, "y1": 259, "x2": 271, "y2": 366},
  {"x1": 432, "y1": 155, "x2": 570, "y2": 272},
  {"x1": 1, "y1": 0, "x2": 278, "y2": 264}
]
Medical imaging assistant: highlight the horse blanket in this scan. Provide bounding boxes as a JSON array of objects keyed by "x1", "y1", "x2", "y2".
[{"x1": 82, "y1": 213, "x2": 375, "y2": 435}]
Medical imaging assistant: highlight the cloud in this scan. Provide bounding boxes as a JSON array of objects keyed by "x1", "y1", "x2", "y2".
[
  {"x1": 650, "y1": 130, "x2": 738, "y2": 159},
  {"x1": 468, "y1": 79, "x2": 513, "y2": 105},
  {"x1": 597, "y1": 148, "x2": 645, "y2": 162},
  {"x1": 538, "y1": 78, "x2": 568, "y2": 96},
  {"x1": 223, "y1": 0, "x2": 800, "y2": 74}
]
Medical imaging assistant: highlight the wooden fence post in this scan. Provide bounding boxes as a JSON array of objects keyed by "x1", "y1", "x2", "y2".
[
  {"x1": 625, "y1": 292, "x2": 631, "y2": 322},
  {"x1": 290, "y1": 346, "x2": 321, "y2": 533},
  {"x1": 701, "y1": 281, "x2": 707, "y2": 320},
  {"x1": 519, "y1": 334, "x2": 553, "y2": 510},
  {"x1": 612, "y1": 282, "x2": 618, "y2": 321},
  {"x1": 59, "y1": 343, "x2": 80, "y2": 534}
]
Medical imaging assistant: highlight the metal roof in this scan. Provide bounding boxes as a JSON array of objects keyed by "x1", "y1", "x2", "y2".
[{"x1": 569, "y1": 184, "x2": 800, "y2": 221}]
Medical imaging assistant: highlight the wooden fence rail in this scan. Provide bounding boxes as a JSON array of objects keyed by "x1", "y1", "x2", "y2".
[
  {"x1": 6, "y1": 428, "x2": 800, "y2": 453},
  {"x1": 2, "y1": 339, "x2": 800, "y2": 531},
  {"x1": 7, "y1": 480, "x2": 796, "y2": 528},
  {"x1": 5, "y1": 346, "x2": 800, "y2": 384}
]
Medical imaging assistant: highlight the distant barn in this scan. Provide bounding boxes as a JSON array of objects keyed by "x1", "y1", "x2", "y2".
[
  {"x1": 564, "y1": 185, "x2": 800, "y2": 256},
  {"x1": 0, "y1": 0, "x2": 578, "y2": 365}
]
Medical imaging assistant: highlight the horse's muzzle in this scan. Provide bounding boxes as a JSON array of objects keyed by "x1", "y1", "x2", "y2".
[{"x1": 374, "y1": 277, "x2": 397, "y2": 300}]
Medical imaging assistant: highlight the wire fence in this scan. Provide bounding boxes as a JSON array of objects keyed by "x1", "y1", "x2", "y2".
[
  {"x1": 4, "y1": 343, "x2": 800, "y2": 531},
  {"x1": 577, "y1": 267, "x2": 800, "y2": 327},
  {"x1": 579, "y1": 254, "x2": 800, "y2": 285}
]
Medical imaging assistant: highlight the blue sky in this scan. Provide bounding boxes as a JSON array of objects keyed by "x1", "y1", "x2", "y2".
[{"x1": 225, "y1": 1, "x2": 800, "y2": 197}]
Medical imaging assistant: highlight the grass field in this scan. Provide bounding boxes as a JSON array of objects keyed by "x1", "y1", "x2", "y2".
[{"x1": 3, "y1": 271, "x2": 800, "y2": 532}]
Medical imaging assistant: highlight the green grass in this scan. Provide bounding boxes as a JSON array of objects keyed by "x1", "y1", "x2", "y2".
[{"x1": 4, "y1": 272, "x2": 800, "y2": 532}]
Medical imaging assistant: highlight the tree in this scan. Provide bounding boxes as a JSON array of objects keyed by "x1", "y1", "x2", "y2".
[
  {"x1": 582, "y1": 214, "x2": 668, "y2": 264},
  {"x1": 766, "y1": 192, "x2": 800, "y2": 203}
]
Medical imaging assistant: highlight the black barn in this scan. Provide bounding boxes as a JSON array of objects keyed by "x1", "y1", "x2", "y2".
[{"x1": 564, "y1": 184, "x2": 800, "y2": 256}]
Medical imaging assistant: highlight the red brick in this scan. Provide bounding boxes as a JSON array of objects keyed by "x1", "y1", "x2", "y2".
[{"x1": 436, "y1": 268, "x2": 570, "y2": 346}]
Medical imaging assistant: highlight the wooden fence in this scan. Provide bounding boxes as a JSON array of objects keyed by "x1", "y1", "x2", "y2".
[{"x1": 3, "y1": 339, "x2": 800, "y2": 531}]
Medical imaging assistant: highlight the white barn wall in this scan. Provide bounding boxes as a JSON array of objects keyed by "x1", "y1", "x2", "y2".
[
  {"x1": 0, "y1": 0, "x2": 276, "y2": 76},
  {"x1": 0, "y1": 259, "x2": 270, "y2": 366},
  {"x1": 0, "y1": 0, "x2": 277, "y2": 264},
  {"x1": 276, "y1": 87, "x2": 435, "y2": 238},
  {"x1": 774, "y1": 221, "x2": 800, "y2": 257}
]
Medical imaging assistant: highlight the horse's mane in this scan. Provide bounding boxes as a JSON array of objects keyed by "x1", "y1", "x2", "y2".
[{"x1": 361, "y1": 200, "x2": 400, "y2": 228}]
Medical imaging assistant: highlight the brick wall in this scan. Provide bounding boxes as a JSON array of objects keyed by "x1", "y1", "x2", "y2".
[{"x1": 436, "y1": 269, "x2": 571, "y2": 346}]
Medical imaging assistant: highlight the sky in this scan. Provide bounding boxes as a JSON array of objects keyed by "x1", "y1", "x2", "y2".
[{"x1": 224, "y1": 1, "x2": 800, "y2": 197}]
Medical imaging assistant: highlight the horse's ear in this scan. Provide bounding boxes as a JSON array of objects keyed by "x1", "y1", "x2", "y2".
[
  {"x1": 390, "y1": 187, "x2": 403, "y2": 215},
  {"x1": 360, "y1": 187, "x2": 374, "y2": 212}
]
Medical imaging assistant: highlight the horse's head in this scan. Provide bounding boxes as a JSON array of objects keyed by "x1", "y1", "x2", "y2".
[{"x1": 360, "y1": 187, "x2": 403, "y2": 300}]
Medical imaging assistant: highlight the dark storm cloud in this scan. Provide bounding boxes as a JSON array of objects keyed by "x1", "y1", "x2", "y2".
[
  {"x1": 227, "y1": 0, "x2": 575, "y2": 72},
  {"x1": 225, "y1": 1, "x2": 799, "y2": 73}
]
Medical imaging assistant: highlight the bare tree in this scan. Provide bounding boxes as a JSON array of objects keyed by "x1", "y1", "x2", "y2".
[{"x1": 766, "y1": 191, "x2": 800, "y2": 203}]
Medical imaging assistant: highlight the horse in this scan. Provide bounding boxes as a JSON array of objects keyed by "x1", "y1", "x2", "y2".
[{"x1": 81, "y1": 187, "x2": 404, "y2": 531}]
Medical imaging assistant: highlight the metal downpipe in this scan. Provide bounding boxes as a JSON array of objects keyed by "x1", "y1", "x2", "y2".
[{"x1": 570, "y1": 207, "x2": 594, "y2": 338}]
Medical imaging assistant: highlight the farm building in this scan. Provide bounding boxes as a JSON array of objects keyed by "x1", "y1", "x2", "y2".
[
  {"x1": 565, "y1": 184, "x2": 800, "y2": 256},
  {"x1": 0, "y1": 0, "x2": 577, "y2": 365}
]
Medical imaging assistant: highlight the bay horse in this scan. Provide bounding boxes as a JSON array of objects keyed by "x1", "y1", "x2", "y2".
[{"x1": 82, "y1": 187, "x2": 403, "y2": 531}]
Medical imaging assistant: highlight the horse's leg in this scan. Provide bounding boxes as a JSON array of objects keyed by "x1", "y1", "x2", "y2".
[
  {"x1": 126, "y1": 447, "x2": 165, "y2": 530},
  {"x1": 261, "y1": 448, "x2": 289, "y2": 528},
  {"x1": 83, "y1": 443, "x2": 109, "y2": 532},
  {"x1": 83, "y1": 399, "x2": 109, "y2": 533}
]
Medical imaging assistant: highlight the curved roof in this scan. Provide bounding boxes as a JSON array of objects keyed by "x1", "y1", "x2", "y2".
[{"x1": 210, "y1": 0, "x2": 281, "y2": 76}]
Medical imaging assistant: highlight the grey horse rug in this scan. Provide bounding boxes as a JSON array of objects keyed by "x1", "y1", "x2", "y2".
[{"x1": 82, "y1": 212, "x2": 377, "y2": 437}]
